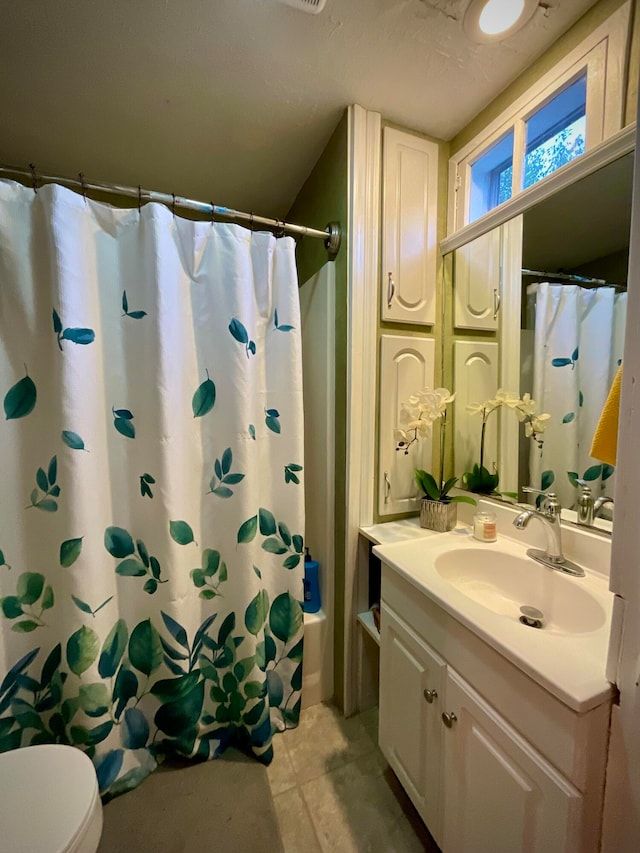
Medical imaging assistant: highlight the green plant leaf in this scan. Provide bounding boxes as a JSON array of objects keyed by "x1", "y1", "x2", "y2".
[
  {"x1": 191, "y1": 568, "x2": 206, "y2": 588},
  {"x1": 212, "y1": 485, "x2": 233, "y2": 498},
  {"x1": 229, "y1": 318, "x2": 249, "y2": 345},
  {"x1": 52, "y1": 308, "x2": 63, "y2": 334},
  {"x1": 278, "y1": 523, "x2": 291, "y2": 547},
  {"x1": 584, "y1": 464, "x2": 603, "y2": 481},
  {"x1": 258, "y1": 508, "x2": 277, "y2": 536},
  {"x1": 48, "y1": 456, "x2": 57, "y2": 485},
  {"x1": 567, "y1": 471, "x2": 579, "y2": 488},
  {"x1": 36, "y1": 467, "x2": 48, "y2": 491},
  {"x1": 170, "y1": 520, "x2": 194, "y2": 545},
  {"x1": 17, "y1": 572, "x2": 45, "y2": 605},
  {"x1": 137, "y1": 539, "x2": 150, "y2": 567},
  {"x1": 441, "y1": 476, "x2": 458, "y2": 497},
  {"x1": 154, "y1": 681, "x2": 205, "y2": 736},
  {"x1": 112, "y1": 408, "x2": 134, "y2": 420},
  {"x1": 62, "y1": 328, "x2": 95, "y2": 345},
  {"x1": 104, "y1": 526, "x2": 135, "y2": 558},
  {"x1": 99, "y1": 620, "x2": 128, "y2": 678},
  {"x1": 283, "y1": 554, "x2": 300, "y2": 569},
  {"x1": 199, "y1": 588, "x2": 217, "y2": 600},
  {"x1": 265, "y1": 415, "x2": 281, "y2": 434},
  {"x1": 37, "y1": 499, "x2": 58, "y2": 512},
  {"x1": 160, "y1": 611, "x2": 189, "y2": 649},
  {"x1": 72, "y1": 595, "x2": 93, "y2": 615},
  {"x1": 221, "y1": 447, "x2": 232, "y2": 476},
  {"x1": 269, "y1": 592, "x2": 303, "y2": 643},
  {"x1": 262, "y1": 537, "x2": 288, "y2": 555},
  {"x1": 602, "y1": 464, "x2": 615, "y2": 481},
  {"x1": 79, "y1": 683, "x2": 111, "y2": 718},
  {"x1": 114, "y1": 417, "x2": 135, "y2": 439},
  {"x1": 1, "y1": 596, "x2": 24, "y2": 619},
  {"x1": 541, "y1": 470, "x2": 555, "y2": 491},
  {"x1": 551, "y1": 357, "x2": 573, "y2": 367},
  {"x1": 112, "y1": 667, "x2": 138, "y2": 719},
  {"x1": 116, "y1": 558, "x2": 147, "y2": 577},
  {"x1": 249, "y1": 424, "x2": 256, "y2": 440},
  {"x1": 192, "y1": 374, "x2": 216, "y2": 417},
  {"x1": 562, "y1": 412, "x2": 575, "y2": 424},
  {"x1": 245, "y1": 589, "x2": 269, "y2": 635},
  {"x1": 66, "y1": 625, "x2": 100, "y2": 675},
  {"x1": 94, "y1": 748, "x2": 123, "y2": 793},
  {"x1": 122, "y1": 707, "x2": 149, "y2": 749},
  {"x1": 12, "y1": 620, "x2": 40, "y2": 633},
  {"x1": 41, "y1": 586, "x2": 54, "y2": 611},
  {"x1": 414, "y1": 469, "x2": 440, "y2": 501},
  {"x1": 122, "y1": 290, "x2": 128, "y2": 313},
  {"x1": 572, "y1": 347, "x2": 579, "y2": 362},
  {"x1": 61, "y1": 430, "x2": 85, "y2": 450},
  {"x1": 143, "y1": 579, "x2": 158, "y2": 594},
  {"x1": 237, "y1": 515, "x2": 258, "y2": 543},
  {"x1": 4, "y1": 374, "x2": 37, "y2": 420},
  {"x1": 223, "y1": 473, "x2": 244, "y2": 485},
  {"x1": 128, "y1": 619, "x2": 163, "y2": 675},
  {"x1": 292, "y1": 534, "x2": 304, "y2": 554},
  {"x1": 448, "y1": 495, "x2": 477, "y2": 505},
  {"x1": 60, "y1": 537, "x2": 83, "y2": 567},
  {"x1": 202, "y1": 549, "x2": 220, "y2": 576}
]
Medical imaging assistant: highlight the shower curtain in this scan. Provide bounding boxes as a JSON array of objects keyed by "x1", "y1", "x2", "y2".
[
  {"x1": 0, "y1": 180, "x2": 305, "y2": 798},
  {"x1": 527, "y1": 282, "x2": 626, "y2": 509}
]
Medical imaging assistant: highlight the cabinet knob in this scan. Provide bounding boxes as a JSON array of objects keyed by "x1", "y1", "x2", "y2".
[
  {"x1": 423, "y1": 689, "x2": 438, "y2": 703},
  {"x1": 442, "y1": 711, "x2": 457, "y2": 728},
  {"x1": 387, "y1": 272, "x2": 396, "y2": 308}
]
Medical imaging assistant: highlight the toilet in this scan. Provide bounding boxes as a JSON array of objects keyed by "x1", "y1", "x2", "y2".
[{"x1": 0, "y1": 744, "x2": 103, "y2": 852}]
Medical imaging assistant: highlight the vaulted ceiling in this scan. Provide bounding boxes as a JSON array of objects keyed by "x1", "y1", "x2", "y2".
[{"x1": 0, "y1": 0, "x2": 600, "y2": 216}]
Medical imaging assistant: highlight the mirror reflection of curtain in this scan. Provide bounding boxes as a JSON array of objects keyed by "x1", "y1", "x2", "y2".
[{"x1": 526, "y1": 282, "x2": 626, "y2": 509}]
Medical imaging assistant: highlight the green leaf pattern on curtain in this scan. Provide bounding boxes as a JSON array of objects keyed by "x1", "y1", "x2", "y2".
[{"x1": 0, "y1": 181, "x2": 305, "y2": 799}]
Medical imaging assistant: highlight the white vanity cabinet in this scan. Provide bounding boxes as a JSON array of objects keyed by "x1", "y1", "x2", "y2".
[{"x1": 378, "y1": 565, "x2": 610, "y2": 853}]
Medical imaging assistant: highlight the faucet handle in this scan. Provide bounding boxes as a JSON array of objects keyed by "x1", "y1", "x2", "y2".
[{"x1": 522, "y1": 487, "x2": 561, "y2": 517}]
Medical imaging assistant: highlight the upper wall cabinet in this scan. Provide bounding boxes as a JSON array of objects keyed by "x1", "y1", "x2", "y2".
[
  {"x1": 454, "y1": 228, "x2": 500, "y2": 330},
  {"x1": 382, "y1": 127, "x2": 439, "y2": 325}
]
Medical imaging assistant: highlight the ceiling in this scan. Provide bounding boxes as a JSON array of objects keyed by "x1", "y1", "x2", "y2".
[{"x1": 0, "y1": 0, "x2": 600, "y2": 218}]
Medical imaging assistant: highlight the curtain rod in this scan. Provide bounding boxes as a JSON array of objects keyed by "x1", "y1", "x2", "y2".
[
  {"x1": 0, "y1": 164, "x2": 342, "y2": 255},
  {"x1": 522, "y1": 268, "x2": 626, "y2": 291}
]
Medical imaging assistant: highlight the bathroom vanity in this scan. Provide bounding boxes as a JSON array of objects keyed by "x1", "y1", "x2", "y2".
[{"x1": 370, "y1": 514, "x2": 614, "y2": 853}]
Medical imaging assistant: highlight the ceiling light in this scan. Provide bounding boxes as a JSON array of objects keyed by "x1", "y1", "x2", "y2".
[{"x1": 464, "y1": 0, "x2": 539, "y2": 43}]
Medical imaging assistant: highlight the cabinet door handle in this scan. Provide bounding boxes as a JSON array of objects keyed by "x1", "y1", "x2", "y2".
[
  {"x1": 387, "y1": 272, "x2": 395, "y2": 308},
  {"x1": 493, "y1": 288, "x2": 501, "y2": 320},
  {"x1": 384, "y1": 471, "x2": 391, "y2": 503},
  {"x1": 423, "y1": 689, "x2": 438, "y2": 703},
  {"x1": 442, "y1": 711, "x2": 457, "y2": 728}
]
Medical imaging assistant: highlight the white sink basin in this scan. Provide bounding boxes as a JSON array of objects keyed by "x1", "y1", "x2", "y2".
[
  {"x1": 373, "y1": 528, "x2": 614, "y2": 712},
  {"x1": 434, "y1": 548, "x2": 607, "y2": 634}
]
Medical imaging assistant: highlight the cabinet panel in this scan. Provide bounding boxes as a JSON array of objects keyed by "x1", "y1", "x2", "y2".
[
  {"x1": 453, "y1": 340, "x2": 499, "y2": 477},
  {"x1": 379, "y1": 603, "x2": 445, "y2": 844},
  {"x1": 378, "y1": 334, "x2": 435, "y2": 516},
  {"x1": 454, "y1": 227, "x2": 500, "y2": 330},
  {"x1": 382, "y1": 127, "x2": 438, "y2": 325},
  {"x1": 442, "y1": 669, "x2": 583, "y2": 853}
]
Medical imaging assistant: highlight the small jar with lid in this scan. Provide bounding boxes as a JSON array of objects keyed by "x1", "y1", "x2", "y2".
[{"x1": 473, "y1": 509, "x2": 497, "y2": 542}]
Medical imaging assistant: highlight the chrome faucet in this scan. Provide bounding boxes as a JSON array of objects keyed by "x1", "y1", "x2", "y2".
[
  {"x1": 575, "y1": 480, "x2": 614, "y2": 526},
  {"x1": 594, "y1": 495, "x2": 614, "y2": 519},
  {"x1": 513, "y1": 488, "x2": 585, "y2": 577}
]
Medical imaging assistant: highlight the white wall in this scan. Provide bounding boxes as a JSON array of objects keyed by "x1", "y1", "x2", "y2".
[{"x1": 299, "y1": 263, "x2": 335, "y2": 706}]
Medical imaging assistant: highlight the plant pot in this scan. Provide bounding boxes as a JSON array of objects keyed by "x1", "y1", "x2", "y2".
[{"x1": 420, "y1": 498, "x2": 457, "y2": 532}]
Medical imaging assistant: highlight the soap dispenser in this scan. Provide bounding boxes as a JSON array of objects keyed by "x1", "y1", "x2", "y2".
[{"x1": 303, "y1": 547, "x2": 321, "y2": 614}]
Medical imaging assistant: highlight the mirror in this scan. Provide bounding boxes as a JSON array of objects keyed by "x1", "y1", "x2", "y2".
[{"x1": 448, "y1": 150, "x2": 634, "y2": 533}]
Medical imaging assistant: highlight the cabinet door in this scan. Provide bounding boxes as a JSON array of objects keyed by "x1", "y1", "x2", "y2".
[
  {"x1": 454, "y1": 227, "x2": 501, "y2": 330},
  {"x1": 378, "y1": 334, "x2": 435, "y2": 516},
  {"x1": 442, "y1": 669, "x2": 583, "y2": 853},
  {"x1": 382, "y1": 127, "x2": 438, "y2": 325},
  {"x1": 453, "y1": 340, "x2": 499, "y2": 477},
  {"x1": 379, "y1": 603, "x2": 446, "y2": 846}
]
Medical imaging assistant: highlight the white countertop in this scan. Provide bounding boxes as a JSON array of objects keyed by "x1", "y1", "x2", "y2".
[{"x1": 371, "y1": 523, "x2": 614, "y2": 713}]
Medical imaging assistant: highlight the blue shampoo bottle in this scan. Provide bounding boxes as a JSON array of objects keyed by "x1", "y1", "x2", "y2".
[{"x1": 303, "y1": 547, "x2": 321, "y2": 614}]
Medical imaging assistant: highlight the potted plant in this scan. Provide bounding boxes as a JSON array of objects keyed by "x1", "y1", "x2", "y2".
[
  {"x1": 396, "y1": 388, "x2": 476, "y2": 532},
  {"x1": 463, "y1": 390, "x2": 550, "y2": 496}
]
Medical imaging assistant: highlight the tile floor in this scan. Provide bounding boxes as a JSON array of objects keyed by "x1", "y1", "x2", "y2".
[{"x1": 268, "y1": 703, "x2": 440, "y2": 852}]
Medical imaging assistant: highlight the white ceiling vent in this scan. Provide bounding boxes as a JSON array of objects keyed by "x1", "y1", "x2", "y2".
[{"x1": 276, "y1": 0, "x2": 327, "y2": 14}]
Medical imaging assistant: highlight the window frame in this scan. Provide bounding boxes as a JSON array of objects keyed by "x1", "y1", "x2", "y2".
[{"x1": 447, "y1": 1, "x2": 630, "y2": 235}]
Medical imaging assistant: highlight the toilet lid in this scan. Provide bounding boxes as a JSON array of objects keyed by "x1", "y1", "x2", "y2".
[{"x1": 0, "y1": 744, "x2": 100, "y2": 853}]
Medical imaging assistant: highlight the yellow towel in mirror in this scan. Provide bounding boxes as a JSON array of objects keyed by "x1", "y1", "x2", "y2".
[{"x1": 590, "y1": 365, "x2": 622, "y2": 466}]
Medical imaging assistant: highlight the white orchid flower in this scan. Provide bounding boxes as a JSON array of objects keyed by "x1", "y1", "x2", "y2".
[
  {"x1": 491, "y1": 388, "x2": 520, "y2": 408},
  {"x1": 466, "y1": 401, "x2": 485, "y2": 416}
]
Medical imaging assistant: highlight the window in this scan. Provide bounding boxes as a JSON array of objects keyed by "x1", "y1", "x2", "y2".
[
  {"x1": 448, "y1": 2, "x2": 630, "y2": 233},
  {"x1": 470, "y1": 131, "x2": 514, "y2": 221},
  {"x1": 523, "y1": 74, "x2": 586, "y2": 189}
]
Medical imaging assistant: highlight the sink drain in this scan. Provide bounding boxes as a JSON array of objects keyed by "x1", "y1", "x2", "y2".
[{"x1": 519, "y1": 605, "x2": 544, "y2": 629}]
